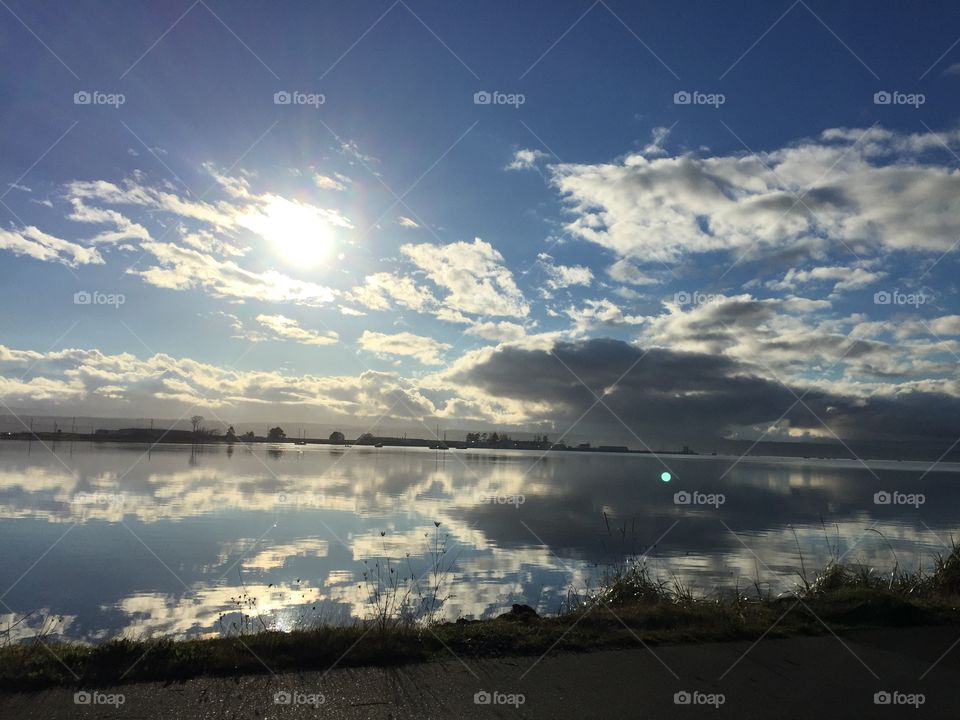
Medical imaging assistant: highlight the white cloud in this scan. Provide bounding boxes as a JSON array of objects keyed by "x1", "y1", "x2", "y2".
[
  {"x1": 0, "y1": 226, "x2": 102, "y2": 267},
  {"x1": 397, "y1": 216, "x2": 420, "y2": 229},
  {"x1": 209, "y1": 311, "x2": 267, "y2": 343},
  {"x1": 766, "y1": 265, "x2": 886, "y2": 293},
  {"x1": 67, "y1": 199, "x2": 151, "y2": 245},
  {"x1": 339, "y1": 306, "x2": 367, "y2": 317},
  {"x1": 339, "y1": 140, "x2": 378, "y2": 165},
  {"x1": 401, "y1": 238, "x2": 529, "y2": 318},
  {"x1": 52, "y1": 170, "x2": 357, "y2": 305},
  {"x1": 465, "y1": 321, "x2": 528, "y2": 343},
  {"x1": 348, "y1": 272, "x2": 438, "y2": 314},
  {"x1": 550, "y1": 127, "x2": 960, "y2": 266},
  {"x1": 358, "y1": 331, "x2": 450, "y2": 365},
  {"x1": 67, "y1": 178, "x2": 234, "y2": 227},
  {"x1": 607, "y1": 258, "x2": 659, "y2": 286},
  {"x1": 538, "y1": 253, "x2": 593, "y2": 290},
  {"x1": 132, "y1": 242, "x2": 337, "y2": 305},
  {"x1": 256, "y1": 314, "x2": 338, "y2": 345},
  {"x1": 0, "y1": 344, "x2": 443, "y2": 420},
  {"x1": 565, "y1": 298, "x2": 644, "y2": 332},
  {"x1": 930, "y1": 315, "x2": 960, "y2": 335},
  {"x1": 640, "y1": 125, "x2": 672, "y2": 157},
  {"x1": 313, "y1": 173, "x2": 348, "y2": 191},
  {"x1": 506, "y1": 148, "x2": 549, "y2": 171},
  {"x1": 637, "y1": 294, "x2": 959, "y2": 396}
]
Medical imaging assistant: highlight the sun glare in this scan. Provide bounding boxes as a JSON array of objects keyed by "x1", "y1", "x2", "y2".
[{"x1": 242, "y1": 195, "x2": 334, "y2": 266}]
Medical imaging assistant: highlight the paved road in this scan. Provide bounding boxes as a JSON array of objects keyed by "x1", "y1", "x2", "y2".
[{"x1": 3, "y1": 625, "x2": 959, "y2": 719}]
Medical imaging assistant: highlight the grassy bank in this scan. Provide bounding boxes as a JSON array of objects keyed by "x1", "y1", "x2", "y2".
[{"x1": 2, "y1": 539, "x2": 959, "y2": 690}]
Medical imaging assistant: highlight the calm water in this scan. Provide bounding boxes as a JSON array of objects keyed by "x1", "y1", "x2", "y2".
[{"x1": 0, "y1": 440, "x2": 957, "y2": 642}]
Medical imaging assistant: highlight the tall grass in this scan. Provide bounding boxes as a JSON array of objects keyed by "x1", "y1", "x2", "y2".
[{"x1": 361, "y1": 523, "x2": 458, "y2": 631}]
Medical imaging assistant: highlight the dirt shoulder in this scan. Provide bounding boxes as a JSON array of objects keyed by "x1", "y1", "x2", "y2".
[{"x1": 3, "y1": 625, "x2": 959, "y2": 719}]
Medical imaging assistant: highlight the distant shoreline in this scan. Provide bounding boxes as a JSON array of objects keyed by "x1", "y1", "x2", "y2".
[
  {"x1": 1, "y1": 428, "x2": 686, "y2": 454},
  {"x1": 5, "y1": 430, "x2": 959, "y2": 468}
]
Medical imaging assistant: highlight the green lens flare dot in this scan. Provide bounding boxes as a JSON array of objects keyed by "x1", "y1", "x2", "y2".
[{"x1": 661, "y1": 472, "x2": 671, "y2": 482}]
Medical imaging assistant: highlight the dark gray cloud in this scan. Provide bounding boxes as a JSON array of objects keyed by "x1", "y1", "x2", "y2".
[{"x1": 454, "y1": 338, "x2": 960, "y2": 449}]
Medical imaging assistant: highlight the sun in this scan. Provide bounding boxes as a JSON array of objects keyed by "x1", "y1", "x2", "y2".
[{"x1": 241, "y1": 195, "x2": 335, "y2": 266}]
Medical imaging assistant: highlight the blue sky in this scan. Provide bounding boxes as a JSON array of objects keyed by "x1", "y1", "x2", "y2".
[{"x1": 1, "y1": 0, "x2": 959, "y2": 448}]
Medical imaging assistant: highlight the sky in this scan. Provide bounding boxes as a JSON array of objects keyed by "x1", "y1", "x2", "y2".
[{"x1": 0, "y1": 0, "x2": 959, "y2": 450}]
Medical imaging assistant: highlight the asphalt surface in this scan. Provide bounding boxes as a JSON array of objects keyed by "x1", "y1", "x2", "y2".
[{"x1": 3, "y1": 625, "x2": 959, "y2": 719}]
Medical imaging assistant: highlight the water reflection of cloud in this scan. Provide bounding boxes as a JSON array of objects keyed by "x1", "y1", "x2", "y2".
[
  {"x1": 0, "y1": 611, "x2": 76, "y2": 643},
  {"x1": 2, "y1": 442, "x2": 959, "y2": 640}
]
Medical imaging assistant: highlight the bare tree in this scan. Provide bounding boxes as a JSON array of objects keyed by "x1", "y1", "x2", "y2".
[{"x1": 191, "y1": 415, "x2": 204, "y2": 433}]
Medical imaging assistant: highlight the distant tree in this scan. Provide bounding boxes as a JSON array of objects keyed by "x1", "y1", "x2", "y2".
[
  {"x1": 357, "y1": 432, "x2": 375, "y2": 445},
  {"x1": 225, "y1": 425, "x2": 237, "y2": 442},
  {"x1": 190, "y1": 415, "x2": 204, "y2": 433},
  {"x1": 488, "y1": 432, "x2": 500, "y2": 444},
  {"x1": 329, "y1": 430, "x2": 345, "y2": 443},
  {"x1": 267, "y1": 426, "x2": 286, "y2": 441},
  {"x1": 241, "y1": 431, "x2": 255, "y2": 441}
]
